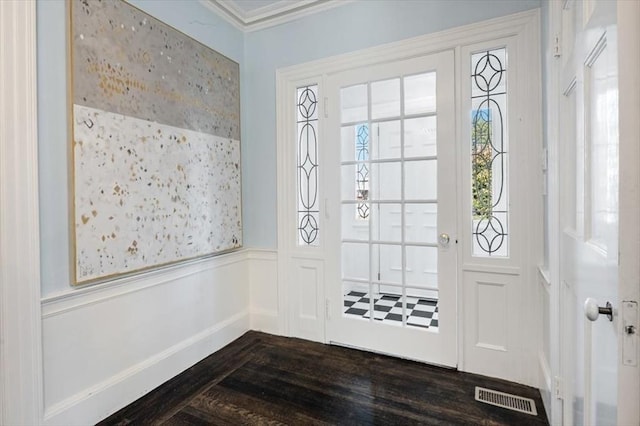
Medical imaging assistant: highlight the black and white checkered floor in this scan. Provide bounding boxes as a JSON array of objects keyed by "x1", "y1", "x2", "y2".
[{"x1": 343, "y1": 291, "x2": 439, "y2": 330}]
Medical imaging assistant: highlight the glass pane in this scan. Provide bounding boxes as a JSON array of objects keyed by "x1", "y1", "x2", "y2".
[
  {"x1": 405, "y1": 245, "x2": 438, "y2": 288},
  {"x1": 405, "y1": 203, "x2": 437, "y2": 244},
  {"x1": 341, "y1": 164, "x2": 357, "y2": 201},
  {"x1": 373, "y1": 243, "x2": 402, "y2": 284},
  {"x1": 472, "y1": 49, "x2": 507, "y2": 97},
  {"x1": 371, "y1": 78, "x2": 400, "y2": 119},
  {"x1": 405, "y1": 160, "x2": 437, "y2": 200},
  {"x1": 342, "y1": 203, "x2": 369, "y2": 241},
  {"x1": 343, "y1": 280, "x2": 371, "y2": 320},
  {"x1": 588, "y1": 47, "x2": 618, "y2": 252},
  {"x1": 342, "y1": 242, "x2": 369, "y2": 280},
  {"x1": 375, "y1": 286, "x2": 406, "y2": 325},
  {"x1": 298, "y1": 212, "x2": 319, "y2": 247},
  {"x1": 366, "y1": 284, "x2": 405, "y2": 324},
  {"x1": 341, "y1": 124, "x2": 363, "y2": 162},
  {"x1": 355, "y1": 124, "x2": 370, "y2": 162},
  {"x1": 370, "y1": 162, "x2": 401, "y2": 200},
  {"x1": 371, "y1": 120, "x2": 401, "y2": 160},
  {"x1": 297, "y1": 85, "x2": 319, "y2": 246},
  {"x1": 404, "y1": 72, "x2": 436, "y2": 115},
  {"x1": 472, "y1": 211, "x2": 508, "y2": 256},
  {"x1": 371, "y1": 204, "x2": 402, "y2": 242},
  {"x1": 405, "y1": 291, "x2": 439, "y2": 330},
  {"x1": 297, "y1": 85, "x2": 318, "y2": 122},
  {"x1": 560, "y1": 90, "x2": 578, "y2": 232},
  {"x1": 471, "y1": 48, "x2": 509, "y2": 257},
  {"x1": 341, "y1": 84, "x2": 368, "y2": 123},
  {"x1": 405, "y1": 116, "x2": 437, "y2": 158}
]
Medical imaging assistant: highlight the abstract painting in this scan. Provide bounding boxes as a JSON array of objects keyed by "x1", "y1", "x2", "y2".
[{"x1": 70, "y1": 0, "x2": 242, "y2": 284}]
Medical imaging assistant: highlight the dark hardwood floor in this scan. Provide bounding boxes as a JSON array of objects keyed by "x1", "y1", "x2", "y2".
[{"x1": 100, "y1": 331, "x2": 549, "y2": 425}]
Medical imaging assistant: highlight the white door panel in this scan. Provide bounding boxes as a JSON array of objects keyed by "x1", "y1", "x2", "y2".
[
  {"x1": 558, "y1": 0, "x2": 638, "y2": 424},
  {"x1": 326, "y1": 51, "x2": 456, "y2": 366}
]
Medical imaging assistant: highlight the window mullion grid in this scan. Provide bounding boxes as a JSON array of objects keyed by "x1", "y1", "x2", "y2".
[
  {"x1": 341, "y1": 111, "x2": 436, "y2": 128},
  {"x1": 367, "y1": 82, "x2": 374, "y2": 321},
  {"x1": 400, "y1": 76, "x2": 407, "y2": 327}
]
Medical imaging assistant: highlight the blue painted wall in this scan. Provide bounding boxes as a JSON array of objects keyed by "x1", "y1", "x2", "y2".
[
  {"x1": 37, "y1": 0, "x2": 244, "y2": 296},
  {"x1": 242, "y1": 0, "x2": 541, "y2": 248}
]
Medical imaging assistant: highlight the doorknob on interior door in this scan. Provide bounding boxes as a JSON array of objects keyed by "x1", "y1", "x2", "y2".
[
  {"x1": 438, "y1": 233, "x2": 450, "y2": 246},
  {"x1": 584, "y1": 298, "x2": 613, "y2": 322}
]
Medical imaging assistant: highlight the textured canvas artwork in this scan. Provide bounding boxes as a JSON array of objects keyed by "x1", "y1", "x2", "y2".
[{"x1": 70, "y1": 0, "x2": 242, "y2": 283}]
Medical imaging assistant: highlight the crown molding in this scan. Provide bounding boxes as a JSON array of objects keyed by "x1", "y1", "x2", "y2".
[{"x1": 200, "y1": 0, "x2": 354, "y2": 32}]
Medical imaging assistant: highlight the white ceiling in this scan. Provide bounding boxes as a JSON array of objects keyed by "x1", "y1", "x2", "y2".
[{"x1": 204, "y1": 0, "x2": 351, "y2": 31}]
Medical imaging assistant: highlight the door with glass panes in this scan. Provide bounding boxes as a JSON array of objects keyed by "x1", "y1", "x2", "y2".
[{"x1": 325, "y1": 51, "x2": 456, "y2": 366}]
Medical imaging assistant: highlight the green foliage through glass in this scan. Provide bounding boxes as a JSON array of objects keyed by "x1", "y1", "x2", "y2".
[{"x1": 472, "y1": 109, "x2": 492, "y2": 219}]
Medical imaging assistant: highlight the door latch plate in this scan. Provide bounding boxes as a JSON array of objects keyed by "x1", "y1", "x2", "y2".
[{"x1": 622, "y1": 300, "x2": 638, "y2": 366}]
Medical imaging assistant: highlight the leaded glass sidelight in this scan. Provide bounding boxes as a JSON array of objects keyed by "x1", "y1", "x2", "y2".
[
  {"x1": 471, "y1": 48, "x2": 509, "y2": 257},
  {"x1": 355, "y1": 124, "x2": 370, "y2": 219},
  {"x1": 297, "y1": 85, "x2": 319, "y2": 246}
]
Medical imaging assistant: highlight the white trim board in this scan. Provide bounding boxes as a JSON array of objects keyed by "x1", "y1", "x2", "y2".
[
  {"x1": 0, "y1": 1, "x2": 44, "y2": 424},
  {"x1": 42, "y1": 248, "x2": 252, "y2": 317}
]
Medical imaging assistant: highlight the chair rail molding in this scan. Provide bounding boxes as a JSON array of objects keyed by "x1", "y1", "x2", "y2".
[{"x1": 0, "y1": 0, "x2": 45, "y2": 424}]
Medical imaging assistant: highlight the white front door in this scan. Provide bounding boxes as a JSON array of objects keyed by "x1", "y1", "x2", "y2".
[
  {"x1": 325, "y1": 51, "x2": 457, "y2": 366},
  {"x1": 558, "y1": 0, "x2": 639, "y2": 424}
]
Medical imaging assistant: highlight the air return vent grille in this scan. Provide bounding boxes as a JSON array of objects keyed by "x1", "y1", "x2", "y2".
[{"x1": 475, "y1": 387, "x2": 538, "y2": 415}]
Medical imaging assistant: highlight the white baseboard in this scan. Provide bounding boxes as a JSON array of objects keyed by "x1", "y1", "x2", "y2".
[
  {"x1": 538, "y1": 350, "x2": 552, "y2": 422},
  {"x1": 43, "y1": 311, "x2": 249, "y2": 426}
]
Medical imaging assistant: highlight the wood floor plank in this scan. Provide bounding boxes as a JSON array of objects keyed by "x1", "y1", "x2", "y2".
[
  {"x1": 98, "y1": 334, "x2": 263, "y2": 425},
  {"x1": 164, "y1": 403, "x2": 287, "y2": 426},
  {"x1": 102, "y1": 331, "x2": 549, "y2": 425},
  {"x1": 179, "y1": 386, "x2": 325, "y2": 426}
]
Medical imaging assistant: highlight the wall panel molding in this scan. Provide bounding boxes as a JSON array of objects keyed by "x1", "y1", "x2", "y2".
[{"x1": 42, "y1": 249, "x2": 251, "y2": 317}]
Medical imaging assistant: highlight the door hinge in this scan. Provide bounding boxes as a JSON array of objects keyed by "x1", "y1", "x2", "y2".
[
  {"x1": 325, "y1": 298, "x2": 331, "y2": 320},
  {"x1": 324, "y1": 97, "x2": 329, "y2": 118},
  {"x1": 553, "y1": 33, "x2": 562, "y2": 58},
  {"x1": 541, "y1": 147, "x2": 548, "y2": 171},
  {"x1": 554, "y1": 376, "x2": 564, "y2": 400}
]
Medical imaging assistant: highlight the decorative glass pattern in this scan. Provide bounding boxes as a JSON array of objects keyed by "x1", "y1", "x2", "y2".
[
  {"x1": 355, "y1": 124, "x2": 370, "y2": 219},
  {"x1": 297, "y1": 85, "x2": 319, "y2": 246},
  {"x1": 471, "y1": 48, "x2": 508, "y2": 257}
]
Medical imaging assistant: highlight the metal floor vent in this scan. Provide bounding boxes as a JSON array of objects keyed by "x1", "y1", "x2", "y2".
[{"x1": 475, "y1": 387, "x2": 538, "y2": 416}]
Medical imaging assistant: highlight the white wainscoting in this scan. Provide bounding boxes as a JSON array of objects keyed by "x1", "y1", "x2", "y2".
[
  {"x1": 461, "y1": 269, "x2": 532, "y2": 384},
  {"x1": 288, "y1": 257, "x2": 325, "y2": 342},
  {"x1": 249, "y1": 249, "x2": 279, "y2": 334},
  {"x1": 41, "y1": 249, "x2": 256, "y2": 426}
]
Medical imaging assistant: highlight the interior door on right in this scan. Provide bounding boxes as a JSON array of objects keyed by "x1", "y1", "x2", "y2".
[{"x1": 558, "y1": 1, "x2": 620, "y2": 424}]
